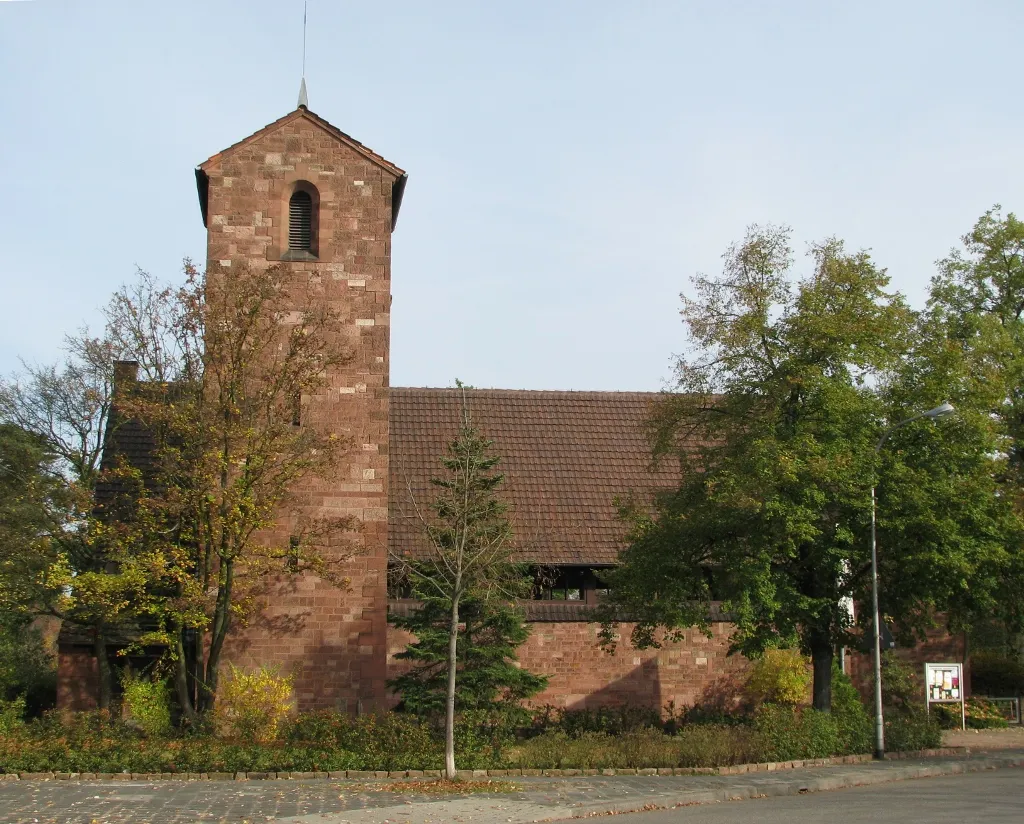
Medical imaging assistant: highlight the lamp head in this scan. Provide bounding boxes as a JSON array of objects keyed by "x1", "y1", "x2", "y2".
[{"x1": 925, "y1": 402, "x2": 955, "y2": 419}]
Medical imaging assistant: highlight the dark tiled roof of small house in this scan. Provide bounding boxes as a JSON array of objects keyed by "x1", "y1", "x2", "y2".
[{"x1": 389, "y1": 388, "x2": 679, "y2": 566}]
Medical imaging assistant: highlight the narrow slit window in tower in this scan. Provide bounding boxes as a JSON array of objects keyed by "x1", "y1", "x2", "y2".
[{"x1": 289, "y1": 190, "x2": 313, "y2": 251}]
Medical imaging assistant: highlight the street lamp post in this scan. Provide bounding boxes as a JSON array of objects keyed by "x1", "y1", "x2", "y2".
[{"x1": 870, "y1": 402, "x2": 954, "y2": 760}]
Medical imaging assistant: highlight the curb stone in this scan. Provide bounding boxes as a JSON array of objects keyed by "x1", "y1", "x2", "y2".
[{"x1": 0, "y1": 746, "x2": 981, "y2": 782}]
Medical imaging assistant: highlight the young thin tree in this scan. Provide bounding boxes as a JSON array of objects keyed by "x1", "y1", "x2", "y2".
[
  {"x1": 389, "y1": 385, "x2": 518, "y2": 779},
  {"x1": 389, "y1": 592, "x2": 546, "y2": 720}
]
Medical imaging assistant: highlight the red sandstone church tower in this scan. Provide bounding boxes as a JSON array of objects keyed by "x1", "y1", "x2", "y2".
[{"x1": 195, "y1": 88, "x2": 406, "y2": 712}]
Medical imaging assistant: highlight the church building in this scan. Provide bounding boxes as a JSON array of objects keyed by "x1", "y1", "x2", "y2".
[{"x1": 56, "y1": 98, "x2": 963, "y2": 713}]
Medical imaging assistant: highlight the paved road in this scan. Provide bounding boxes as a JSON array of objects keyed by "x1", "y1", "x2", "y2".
[
  {"x1": 608, "y1": 769, "x2": 1024, "y2": 823},
  {"x1": 1, "y1": 756, "x2": 1020, "y2": 824}
]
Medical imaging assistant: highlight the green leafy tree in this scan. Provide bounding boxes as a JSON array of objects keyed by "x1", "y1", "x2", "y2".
[
  {"x1": 389, "y1": 593, "x2": 546, "y2": 719},
  {"x1": 389, "y1": 386, "x2": 524, "y2": 779},
  {"x1": 903, "y1": 206, "x2": 1024, "y2": 645},
  {"x1": 0, "y1": 298, "x2": 148, "y2": 708},
  {"x1": 0, "y1": 424, "x2": 69, "y2": 622},
  {"x1": 601, "y1": 225, "x2": 1010, "y2": 711},
  {"x1": 0, "y1": 425, "x2": 68, "y2": 717},
  {"x1": 0, "y1": 619, "x2": 55, "y2": 709}
]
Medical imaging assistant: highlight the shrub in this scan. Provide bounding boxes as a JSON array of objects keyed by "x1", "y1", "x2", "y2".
[
  {"x1": 213, "y1": 664, "x2": 294, "y2": 743},
  {"x1": 121, "y1": 671, "x2": 172, "y2": 738},
  {"x1": 932, "y1": 697, "x2": 1010, "y2": 729},
  {"x1": 511, "y1": 726, "x2": 758, "y2": 770},
  {"x1": 966, "y1": 697, "x2": 1011, "y2": 729},
  {"x1": 679, "y1": 673, "x2": 748, "y2": 722},
  {"x1": 970, "y1": 652, "x2": 1024, "y2": 697},
  {"x1": 454, "y1": 708, "x2": 519, "y2": 768},
  {"x1": 884, "y1": 708, "x2": 941, "y2": 751},
  {"x1": 32, "y1": 709, "x2": 139, "y2": 748},
  {"x1": 880, "y1": 653, "x2": 923, "y2": 711},
  {"x1": 0, "y1": 719, "x2": 366, "y2": 774},
  {"x1": 753, "y1": 704, "x2": 839, "y2": 761},
  {"x1": 870, "y1": 654, "x2": 942, "y2": 750},
  {"x1": 0, "y1": 696, "x2": 25, "y2": 736},
  {"x1": 831, "y1": 664, "x2": 872, "y2": 754},
  {"x1": 745, "y1": 649, "x2": 811, "y2": 707},
  {"x1": 340, "y1": 713, "x2": 440, "y2": 771},
  {"x1": 287, "y1": 710, "x2": 441, "y2": 771},
  {"x1": 535, "y1": 705, "x2": 663, "y2": 738},
  {"x1": 286, "y1": 708, "x2": 353, "y2": 746},
  {"x1": 674, "y1": 724, "x2": 761, "y2": 767},
  {"x1": 674, "y1": 703, "x2": 749, "y2": 728}
]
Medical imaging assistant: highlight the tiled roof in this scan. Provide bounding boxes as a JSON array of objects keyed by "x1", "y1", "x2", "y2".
[
  {"x1": 389, "y1": 388, "x2": 679, "y2": 566},
  {"x1": 97, "y1": 386, "x2": 680, "y2": 567},
  {"x1": 94, "y1": 411, "x2": 159, "y2": 509}
]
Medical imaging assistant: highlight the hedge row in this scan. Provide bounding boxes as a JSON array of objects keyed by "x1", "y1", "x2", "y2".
[{"x1": 0, "y1": 705, "x2": 941, "y2": 774}]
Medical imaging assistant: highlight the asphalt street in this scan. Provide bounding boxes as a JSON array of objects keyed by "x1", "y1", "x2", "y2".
[{"x1": 607, "y1": 768, "x2": 1023, "y2": 823}]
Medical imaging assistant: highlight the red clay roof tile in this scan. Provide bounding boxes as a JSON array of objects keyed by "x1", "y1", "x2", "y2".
[{"x1": 389, "y1": 388, "x2": 679, "y2": 566}]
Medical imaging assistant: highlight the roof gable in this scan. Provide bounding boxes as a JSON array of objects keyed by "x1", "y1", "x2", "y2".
[
  {"x1": 194, "y1": 106, "x2": 408, "y2": 229},
  {"x1": 198, "y1": 107, "x2": 405, "y2": 177}
]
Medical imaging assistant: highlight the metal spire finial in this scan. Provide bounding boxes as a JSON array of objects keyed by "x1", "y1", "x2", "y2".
[{"x1": 297, "y1": 1, "x2": 308, "y2": 108}]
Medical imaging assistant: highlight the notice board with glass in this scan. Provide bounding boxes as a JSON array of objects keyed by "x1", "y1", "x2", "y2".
[{"x1": 924, "y1": 662, "x2": 965, "y2": 730}]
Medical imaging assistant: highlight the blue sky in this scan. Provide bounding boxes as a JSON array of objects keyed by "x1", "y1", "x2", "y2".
[{"x1": 1, "y1": 1, "x2": 1021, "y2": 390}]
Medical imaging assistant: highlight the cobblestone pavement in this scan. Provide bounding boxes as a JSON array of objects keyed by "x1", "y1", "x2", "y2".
[
  {"x1": 1, "y1": 752, "x2": 1021, "y2": 824},
  {"x1": 942, "y1": 725, "x2": 1024, "y2": 750}
]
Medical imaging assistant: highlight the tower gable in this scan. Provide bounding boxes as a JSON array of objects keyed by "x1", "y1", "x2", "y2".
[{"x1": 195, "y1": 108, "x2": 407, "y2": 232}]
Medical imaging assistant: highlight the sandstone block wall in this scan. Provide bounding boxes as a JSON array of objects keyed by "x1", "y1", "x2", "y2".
[
  {"x1": 848, "y1": 628, "x2": 968, "y2": 702},
  {"x1": 201, "y1": 110, "x2": 400, "y2": 712},
  {"x1": 387, "y1": 620, "x2": 749, "y2": 714},
  {"x1": 56, "y1": 650, "x2": 99, "y2": 711}
]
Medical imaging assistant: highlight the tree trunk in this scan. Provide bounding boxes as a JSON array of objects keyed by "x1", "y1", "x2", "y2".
[
  {"x1": 174, "y1": 630, "x2": 198, "y2": 724},
  {"x1": 190, "y1": 627, "x2": 202, "y2": 711},
  {"x1": 445, "y1": 595, "x2": 460, "y2": 780},
  {"x1": 810, "y1": 630, "x2": 834, "y2": 712},
  {"x1": 93, "y1": 623, "x2": 112, "y2": 711},
  {"x1": 199, "y1": 559, "x2": 234, "y2": 715}
]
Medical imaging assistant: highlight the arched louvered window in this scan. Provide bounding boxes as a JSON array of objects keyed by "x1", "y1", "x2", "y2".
[{"x1": 289, "y1": 190, "x2": 313, "y2": 251}]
